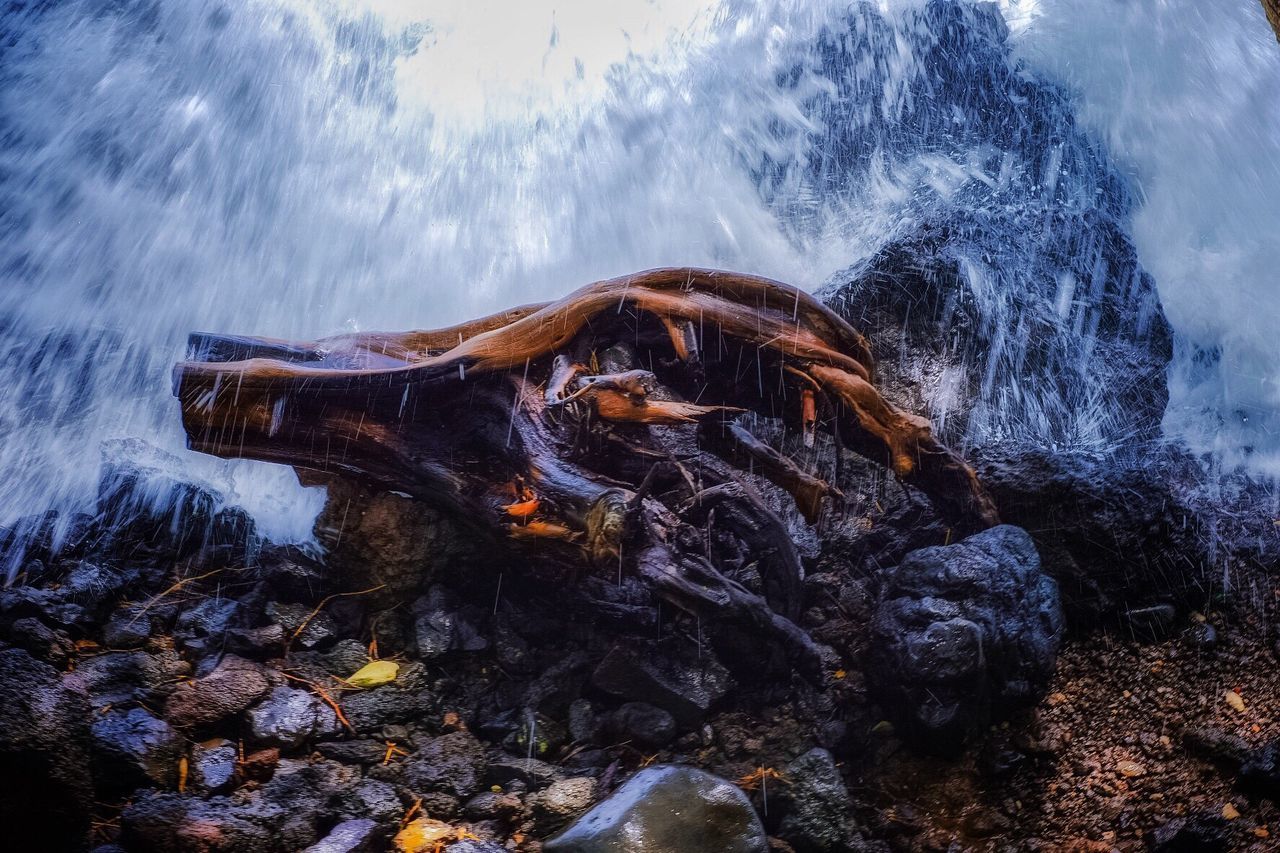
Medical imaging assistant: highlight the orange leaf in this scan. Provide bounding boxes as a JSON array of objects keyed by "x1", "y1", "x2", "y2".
[{"x1": 504, "y1": 498, "x2": 541, "y2": 518}]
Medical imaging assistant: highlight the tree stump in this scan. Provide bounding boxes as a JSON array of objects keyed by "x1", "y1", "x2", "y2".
[{"x1": 173, "y1": 268, "x2": 998, "y2": 681}]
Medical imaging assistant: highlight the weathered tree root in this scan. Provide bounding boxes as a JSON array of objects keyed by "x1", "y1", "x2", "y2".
[{"x1": 174, "y1": 267, "x2": 998, "y2": 682}]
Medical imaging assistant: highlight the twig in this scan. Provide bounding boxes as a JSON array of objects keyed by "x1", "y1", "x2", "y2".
[
  {"x1": 286, "y1": 584, "x2": 386, "y2": 652},
  {"x1": 282, "y1": 671, "x2": 354, "y2": 733}
]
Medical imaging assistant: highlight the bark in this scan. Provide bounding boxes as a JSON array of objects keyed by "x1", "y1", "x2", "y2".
[{"x1": 173, "y1": 267, "x2": 998, "y2": 681}]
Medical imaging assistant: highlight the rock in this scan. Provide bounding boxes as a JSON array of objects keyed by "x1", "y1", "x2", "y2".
[
  {"x1": 123, "y1": 758, "x2": 363, "y2": 851},
  {"x1": 303, "y1": 819, "x2": 380, "y2": 853},
  {"x1": 465, "y1": 791, "x2": 528, "y2": 823},
  {"x1": 528, "y1": 776, "x2": 598, "y2": 832},
  {"x1": 90, "y1": 707, "x2": 186, "y2": 792},
  {"x1": 350, "y1": 778, "x2": 403, "y2": 823},
  {"x1": 341, "y1": 682, "x2": 435, "y2": 733},
  {"x1": 413, "y1": 585, "x2": 487, "y2": 658},
  {"x1": 309, "y1": 476, "x2": 473, "y2": 598},
  {"x1": 1147, "y1": 814, "x2": 1229, "y2": 852},
  {"x1": 975, "y1": 447, "x2": 1210, "y2": 625},
  {"x1": 173, "y1": 597, "x2": 245, "y2": 654},
  {"x1": 0, "y1": 647, "x2": 94, "y2": 850},
  {"x1": 268, "y1": 601, "x2": 338, "y2": 650},
  {"x1": 96, "y1": 438, "x2": 220, "y2": 558},
  {"x1": 546, "y1": 765, "x2": 768, "y2": 853},
  {"x1": 776, "y1": 748, "x2": 859, "y2": 853},
  {"x1": 591, "y1": 643, "x2": 733, "y2": 727},
  {"x1": 70, "y1": 648, "x2": 191, "y2": 708},
  {"x1": 190, "y1": 738, "x2": 238, "y2": 792},
  {"x1": 102, "y1": 607, "x2": 153, "y2": 648},
  {"x1": 1123, "y1": 604, "x2": 1178, "y2": 638},
  {"x1": 247, "y1": 685, "x2": 342, "y2": 749},
  {"x1": 403, "y1": 730, "x2": 487, "y2": 799},
  {"x1": 1238, "y1": 741, "x2": 1280, "y2": 801},
  {"x1": 5, "y1": 616, "x2": 75, "y2": 666},
  {"x1": 445, "y1": 843, "x2": 508, "y2": 853},
  {"x1": 607, "y1": 702, "x2": 677, "y2": 750},
  {"x1": 867, "y1": 525, "x2": 1064, "y2": 751},
  {"x1": 163, "y1": 654, "x2": 270, "y2": 729}
]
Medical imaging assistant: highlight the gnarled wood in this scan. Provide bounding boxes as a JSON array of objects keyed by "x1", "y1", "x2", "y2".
[{"x1": 173, "y1": 267, "x2": 998, "y2": 682}]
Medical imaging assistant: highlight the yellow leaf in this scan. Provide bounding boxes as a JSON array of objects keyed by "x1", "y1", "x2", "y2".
[
  {"x1": 348, "y1": 660, "x2": 399, "y2": 688},
  {"x1": 1224, "y1": 690, "x2": 1246, "y2": 713},
  {"x1": 394, "y1": 818, "x2": 453, "y2": 853},
  {"x1": 1223, "y1": 803, "x2": 1241, "y2": 820}
]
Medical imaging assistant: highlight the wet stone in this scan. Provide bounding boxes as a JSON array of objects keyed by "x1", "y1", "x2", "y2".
[
  {"x1": 590, "y1": 642, "x2": 733, "y2": 727},
  {"x1": 302, "y1": 818, "x2": 380, "y2": 853},
  {"x1": 776, "y1": 748, "x2": 860, "y2": 853},
  {"x1": 90, "y1": 706, "x2": 185, "y2": 792},
  {"x1": 268, "y1": 600, "x2": 339, "y2": 650},
  {"x1": 190, "y1": 738, "x2": 238, "y2": 792},
  {"x1": 163, "y1": 654, "x2": 270, "y2": 729},
  {"x1": 247, "y1": 685, "x2": 342, "y2": 749},
  {"x1": 607, "y1": 702, "x2": 677, "y2": 750},
  {"x1": 546, "y1": 765, "x2": 768, "y2": 853},
  {"x1": 102, "y1": 606, "x2": 153, "y2": 648},
  {"x1": 868, "y1": 525, "x2": 1064, "y2": 751},
  {"x1": 528, "y1": 776, "x2": 598, "y2": 833},
  {"x1": 403, "y1": 730, "x2": 488, "y2": 799}
]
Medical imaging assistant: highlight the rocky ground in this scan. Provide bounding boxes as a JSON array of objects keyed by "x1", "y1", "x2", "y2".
[{"x1": 1, "y1": 436, "x2": 1278, "y2": 853}]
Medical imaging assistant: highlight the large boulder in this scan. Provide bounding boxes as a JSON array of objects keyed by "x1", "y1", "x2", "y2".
[
  {"x1": 868, "y1": 525, "x2": 1063, "y2": 751},
  {"x1": 976, "y1": 447, "x2": 1215, "y2": 625},
  {"x1": 0, "y1": 647, "x2": 94, "y2": 851},
  {"x1": 546, "y1": 765, "x2": 768, "y2": 853},
  {"x1": 804, "y1": 3, "x2": 1171, "y2": 453}
]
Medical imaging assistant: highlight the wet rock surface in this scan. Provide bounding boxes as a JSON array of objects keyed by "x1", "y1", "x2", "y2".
[
  {"x1": 163, "y1": 654, "x2": 271, "y2": 729},
  {"x1": 90, "y1": 707, "x2": 185, "y2": 792},
  {"x1": 868, "y1": 525, "x2": 1064, "y2": 751},
  {"x1": 545, "y1": 765, "x2": 768, "y2": 853}
]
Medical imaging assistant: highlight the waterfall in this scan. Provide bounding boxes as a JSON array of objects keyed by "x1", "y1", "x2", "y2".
[{"x1": 1, "y1": 0, "x2": 1277, "y2": 560}]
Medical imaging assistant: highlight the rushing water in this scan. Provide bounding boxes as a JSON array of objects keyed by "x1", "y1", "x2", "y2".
[{"x1": 1, "y1": 0, "x2": 1277, "y2": 557}]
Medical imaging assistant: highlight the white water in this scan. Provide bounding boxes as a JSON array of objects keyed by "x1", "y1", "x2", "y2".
[{"x1": 1, "y1": 0, "x2": 1277, "y2": 548}]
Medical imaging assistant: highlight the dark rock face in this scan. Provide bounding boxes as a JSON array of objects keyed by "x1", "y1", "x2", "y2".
[
  {"x1": 545, "y1": 765, "x2": 768, "y2": 853},
  {"x1": 775, "y1": 748, "x2": 864, "y2": 853},
  {"x1": 1147, "y1": 814, "x2": 1229, "y2": 853},
  {"x1": 122, "y1": 757, "x2": 367, "y2": 852},
  {"x1": 607, "y1": 702, "x2": 677, "y2": 750},
  {"x1": 90, "y1": 706, "x2": 186, "y2": 792},
  {"x1": 308, "y1": 475, "x2": 473, "y2": 598},
  {"x1": 96, "y1": 438, "x2": 220, "y2": 559},
  {"x1": 247, "y1": 685, "x2": 342, "y2": 749},
  {"x1": 0, "y1": 647, "x2": 94, "y2": 851},
  {"x1": 402, "y1": 730, "x2": 488, "y2": 800},
  {"x1": 590, "y1": 643, "x2": 733, "y2": 727},
  {"x1": 163, "y1": 654, "x2": 271, "y2": 729},
  {"x1": 976, "y1": 447, "x2": 1212, "y2": 625},
  {"x1": 868, "y1": 525, "x2": 1063, "y2": 751},
  {"x1": 803, "y1": 2, "x2": 1171, "y2": 452},
  {"x1": 302, "y1": 818, "x2": 381, "y2": 853}
]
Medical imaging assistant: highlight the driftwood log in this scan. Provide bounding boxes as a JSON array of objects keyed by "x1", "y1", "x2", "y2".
[{"x1": 173, "y1": 268, "x2": 998, "y2": 681}]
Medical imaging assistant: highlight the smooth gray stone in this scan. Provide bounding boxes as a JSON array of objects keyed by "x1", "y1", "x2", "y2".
[{"x1": 546, "y1": 765, "x2": 767, "y2": 853}]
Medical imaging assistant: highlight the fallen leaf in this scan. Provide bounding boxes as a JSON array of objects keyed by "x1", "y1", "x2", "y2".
[
  {"x1": 1225, "y1": 690, "x2": 1247, "y2": 713},
  {"x1": 348, "y1": 660, "x2": 399, "y2": 688},
  {"x1": 1223, "y1": 803, "x2": 1241, "y2": 820},
  {"x1": 394, "y1": 817, "x2": 454, "y2": 852},
  {"x1": 1116, "y1": 760, "x2": 1144, "y2": 778}
]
